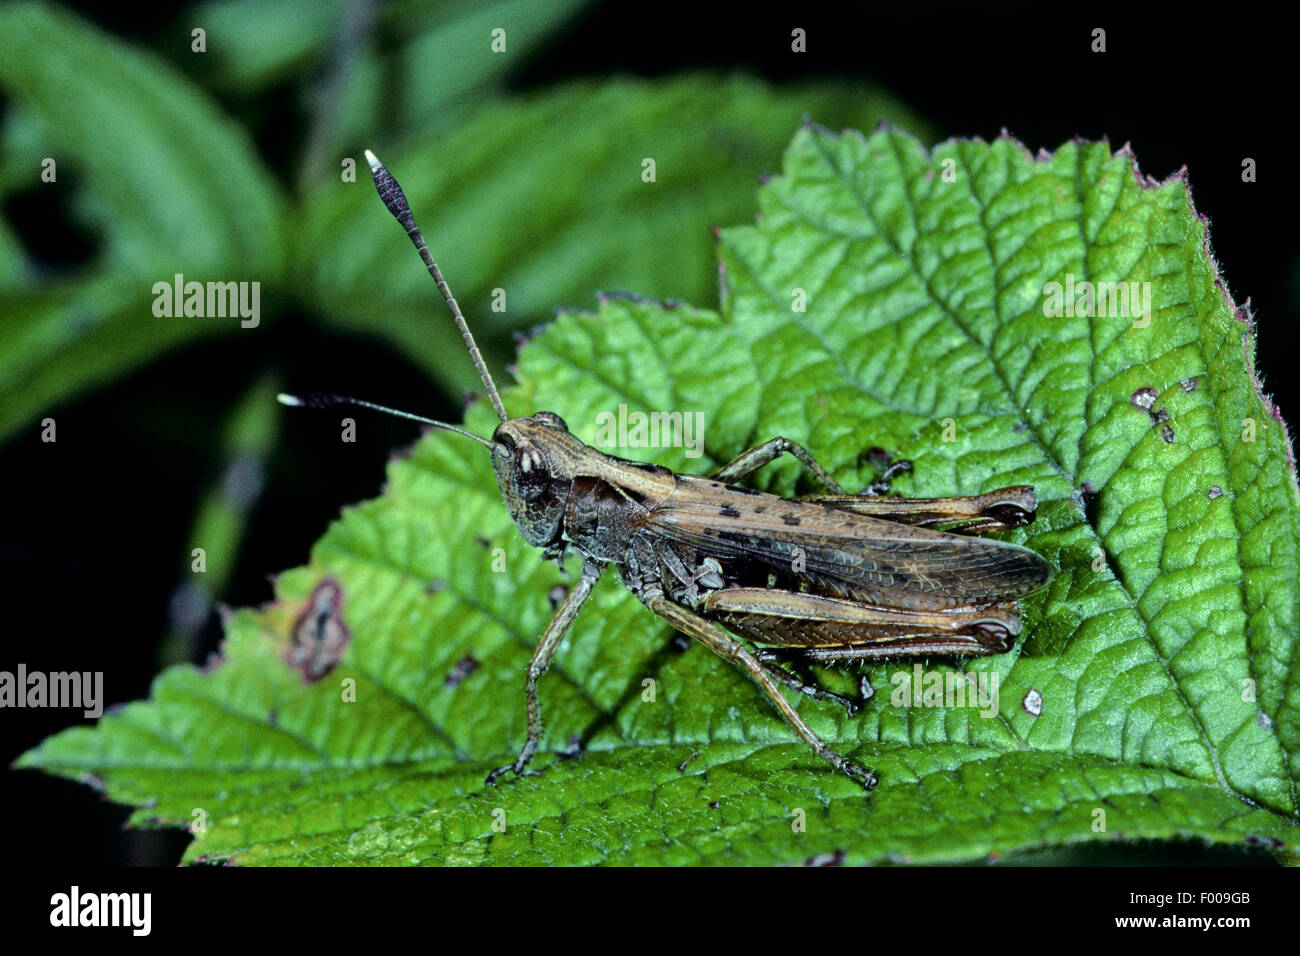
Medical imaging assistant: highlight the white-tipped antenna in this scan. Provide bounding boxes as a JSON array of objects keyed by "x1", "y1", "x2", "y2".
[
  {"x1": 277, "y1": 393, "x2": 493, "y2": 448},
  {"x1": 364, "y1": 149, "x2": 508, "y2": 423}
]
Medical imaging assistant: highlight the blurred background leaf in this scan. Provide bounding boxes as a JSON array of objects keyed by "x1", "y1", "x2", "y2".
[{"x1": 0, "y1": 2, "x2": 286, "y2": 444}]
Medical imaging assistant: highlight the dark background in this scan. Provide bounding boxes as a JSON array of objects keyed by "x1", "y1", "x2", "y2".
[{"x1": 4, "y1": 0, "x2": 1296, "y2": 866}]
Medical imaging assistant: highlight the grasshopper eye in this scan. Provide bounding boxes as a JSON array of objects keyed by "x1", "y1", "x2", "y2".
[
  {"x1": 533, "y1": 411, "x2": 568, "y2": 431},
  {"x1": 492, "y1": 435, "x2": 516, "y2": 462}
]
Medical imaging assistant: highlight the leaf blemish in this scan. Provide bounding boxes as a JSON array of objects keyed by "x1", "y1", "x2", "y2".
[
  {"x1": 1131, "y1": 387, "x2": 1158, "y2": 412},
  {"x1": 445, "y1": 655, "x2": 480, "y2": 689},
  {"x1": 287, "y1": 578, "x2": 350, "y2": 684},
  {"x1": 1022, "y1": 689, "x2": 1043, "y2": 717}
]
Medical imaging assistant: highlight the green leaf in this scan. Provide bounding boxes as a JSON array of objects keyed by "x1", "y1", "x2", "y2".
[
  {"x1": 0, "y1": 2, "x2": 285, "y2": 443},
  {"x1": 191, "y1": 0, "x2": 594, "y2": 185},
  {"x1": 295, "y1": 74, "x2": 934, "y2": 398},
  {"x1": 190, "y1": 0, "x2": 349, "y2": 92},
  {"x1": 20, "y1": 126, "x2": 1300, "y2": 865}
]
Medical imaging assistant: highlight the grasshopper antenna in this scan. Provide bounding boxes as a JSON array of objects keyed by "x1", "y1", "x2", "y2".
[
  {"x1": 277, "y1": 392, "x2": 494, "y2": 449},
  {"x1": 364, "y1": 148, "x2": 509, "y2": 423}
]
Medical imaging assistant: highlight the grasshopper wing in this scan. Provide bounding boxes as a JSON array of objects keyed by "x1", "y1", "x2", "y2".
[{"x1": 644, "y1": 475, "x2": 1050, "y2": 611}]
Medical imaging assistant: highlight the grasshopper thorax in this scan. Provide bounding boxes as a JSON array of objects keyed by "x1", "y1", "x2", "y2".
[{"x1": 490, "y1": 412, "x2": 576, "y2": 548}]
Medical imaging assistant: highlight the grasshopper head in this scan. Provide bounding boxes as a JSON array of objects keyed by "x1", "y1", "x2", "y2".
[{"x1": 490, "y1": 412, "x2": 575, "y2": 547}]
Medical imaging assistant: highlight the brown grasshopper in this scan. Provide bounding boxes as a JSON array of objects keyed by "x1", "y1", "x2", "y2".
[{"x1": 279, "y1": 150, "x2": 1052, "y2": 789}]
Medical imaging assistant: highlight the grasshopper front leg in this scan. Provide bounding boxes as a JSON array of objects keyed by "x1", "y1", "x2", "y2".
[
  {"x1": 713, "y1": 436, "x2": 910, "y2": 496},
  {"x1": 486, "y1": 559, "x2": 606, "y2": 785},
  {"x1": 642, "y1": 592, "x2": 877, "y2": 789}
]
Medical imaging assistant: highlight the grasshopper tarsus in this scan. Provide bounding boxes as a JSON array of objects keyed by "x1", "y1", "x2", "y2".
[
  {"x1": 484, "y1": 762, "x2": 541, "y2": 786},
  {"x1": 761, "y1": 658, "x2": 863, "y2": 716},
  {"x1": 844, "y1": 762, "x2": 879, "y2": 790},
  {"x1": 485, "y1": 733, "x2": 543, "y2": 785},
  {"x1": 863, "y1": 457, "x2": 912, "y2": 496},
  {"x1": 285, "y1": 152, "x2": 1052, "y2": 794}
]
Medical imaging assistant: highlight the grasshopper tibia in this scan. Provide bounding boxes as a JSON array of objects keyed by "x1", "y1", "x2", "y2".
[
  {"x1": 759, "y1": 658, "x2": 865, "y2": 715},
  {"x1": 645, "y1": 592, "x2": 878, "y2": 789},
  {"x1": 485, "y1": 560, "x2": 605, "y2": 786}
]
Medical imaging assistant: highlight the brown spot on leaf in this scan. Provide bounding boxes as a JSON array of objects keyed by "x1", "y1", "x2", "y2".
[
  {"x1": 444, "y1": 655, "x2": 480, "y2": 689},
  {"x1": 1131, "y1": 387, "x2": 1158, "y2": 411},
  {"x1": 288, "y1": 578, "x2": 350, "y2": 683}
]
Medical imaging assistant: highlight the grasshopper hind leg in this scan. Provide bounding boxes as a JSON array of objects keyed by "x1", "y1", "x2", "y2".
[
  {"x1": 713, "y1": 436, "x2": 910, "y2": 497},
  {"x1": 642, "y1": 593, "x2": 877, "y2": 789},
  {"x1": 756, "y1": 657, "x2": 870, "y2": 716}
]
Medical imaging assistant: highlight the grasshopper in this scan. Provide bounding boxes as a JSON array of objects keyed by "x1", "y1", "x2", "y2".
[{"x1": 279, "y1": 150, "x2": 1052, "y2": 789}]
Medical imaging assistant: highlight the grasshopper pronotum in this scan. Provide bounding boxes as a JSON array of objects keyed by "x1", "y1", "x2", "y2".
[{"x1": 279, "y1": 150, "x2": 1051, "y2": 789}]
